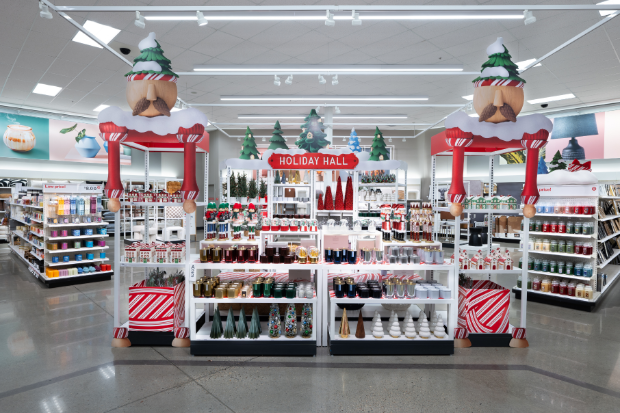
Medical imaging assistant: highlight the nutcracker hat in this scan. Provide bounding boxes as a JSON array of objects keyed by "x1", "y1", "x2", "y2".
[
  {"x1": 248, "y1": 203, "x2": 256, "y2": 210},
  {"x1": 207, "y1": 202, "x2": 216, "y2": 210},
  {"x1": 125, "y1": 32, "x2": 178, "y2": 82},
  {"x1": 233, "y1": 202, "x2": 242, "y2": 210},
  {"x1": 218, "y1": 202, "x2": 227, "y2": 209}
]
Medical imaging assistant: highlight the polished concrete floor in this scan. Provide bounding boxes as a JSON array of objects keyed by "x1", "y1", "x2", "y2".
[{"x1": 1, "y1": 242, "x2": 620, "y2": 413}]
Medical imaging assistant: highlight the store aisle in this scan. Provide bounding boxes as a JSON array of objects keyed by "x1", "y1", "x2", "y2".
[{"x1": 0, "y1": 241, "x2": 619, "y2": 413}]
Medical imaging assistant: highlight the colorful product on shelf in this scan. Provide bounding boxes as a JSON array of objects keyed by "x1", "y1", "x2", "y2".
[
  {"x1": 535, "y1": 198, "x2": 597, "y2": 215},
  {"x1": 463, "y1": 195, "x2": 517, "y2": 210},
  {"x1": 123, "y1": 242, "x2": 186, "y2": 264},
  {"x1": 455, "y1": 248, "x2": 513, "y2": 271}
]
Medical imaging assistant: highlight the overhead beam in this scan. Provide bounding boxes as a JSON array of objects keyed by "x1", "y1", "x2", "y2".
[
  {"x1": 190, "y1": 103, "x2": 464, "y2": 107},
  {"x1": 179, "y1": 71, "x2": 478, "y2": 76}
]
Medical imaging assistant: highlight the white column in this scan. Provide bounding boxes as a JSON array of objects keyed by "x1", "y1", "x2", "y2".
[{"x1": 323, "y1": 107, "x2": 334, "y2": 189}]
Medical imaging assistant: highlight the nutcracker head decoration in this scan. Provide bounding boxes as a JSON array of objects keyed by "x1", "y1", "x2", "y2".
[
  {"x1": 125, "y1": 32, "x2": 178, "y2": 118},
  {"x1": 472, "y1": 37, "x2": 524, "y2": 124}
]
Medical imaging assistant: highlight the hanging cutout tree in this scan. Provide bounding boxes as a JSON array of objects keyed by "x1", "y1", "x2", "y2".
[
  {"x1": 344, "y1": 176, "x2": 354, "y2": 210},
  {"x1": 334, "y1": 176, "x2": 344, "y2": 210},
  {"x1": 549, "y1": 150, "x2": 567, "y2": 172},
  {"x1": 296, "y1": 109, "x2": 329, "y2": 153},
  {"x1": 348, "y1": 128, "x2": 362, "y2": 152},
  {"x1": 239, "y1": 127, "x2": 260, "y2": 160},
  {"x1": 369, "y1": 127, "x2": 389, "y2": 161},
  {"x1": 268, "y1": 121, "x2": 289, "y2": 150}
]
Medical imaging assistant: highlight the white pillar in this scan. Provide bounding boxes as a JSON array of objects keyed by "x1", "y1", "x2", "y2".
[{"x1": 323, "y1": 107, "x2": 334, "y2": 187}]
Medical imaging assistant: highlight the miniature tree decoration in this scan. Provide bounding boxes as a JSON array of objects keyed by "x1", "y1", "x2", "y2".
[
  {"x1": 239, "y1": 127, "x2": 261, "y2": 159},
  {"x1": 296, "y1": 109, "x2": 329, "y2": 153},
  {"x1": 268, "y1": 120, "x2": 289, "y2": 150},
  {"x1": 549, "y1": 150, "x2": 567, "y2": 172},
  {"x1": 339, "y1": 308, "x2": 351, "y2": 338},
  {"x1": 238, "y1": 173, "x2": 248, "y2": 200},
  {"x1": 268, "y1": 303, "x2": 281, "y2": 338},
  {"x1": 248, "y1": 179, "x2": 258, "y2": 200},
  {"x1": 324, "y1": 186, "x2": 334, "y2": 210},
  {"x1": 259, "y1": 179, "x2": 267, "y2": 200},
  {"x1": 355, "y1": 310, "x2": 365, "y2": 338},
  {"x1": 404, "y1": 313, "x2": 417, "y2": 339},
  {"x1": 372, "y1": 317, "x2": 384, "y2": 338},
  {"x1": 284, "y1": 304, "x2": 297, "y2": 338},
  {"x1": 229, "y1": 172, "x2": 237, "y2": 200},
  {"x1": 348, "y1": 128, "x2": 362, "y2": 152},
  {"x1": 274, "y1": 170, "x2": 281, "y2": 184},
  {"x1": 317, "y1": 193, "x2": 324, "y2": 210},
  {"x1": 223, "y1": 307, "x2": 237, "y2": 339},
  {"x1": 210, "y1": 307, "x2": 223, "y2": 339},
  {"x1": 389, "y1": 314, "x2": 401, "y2": 338},
  {"x1": 537, "y1": 156, "x2": 549, "y2": 174},
  {"x1": 344, "y1": 176, "x2": 354, "y2": 210},
  {"x1": 369, "y1": 127, "x2": 389, "y2": 161},
  {"x1": 248, "y1": 307, "x2": 261, "y2": 339},
  {"x1": 236, "y1": 306, "x2": 248, "y2": 339},
  {"x1": 334, "y1": 176, "x2": 344, "y2": 210},
  {"x1": 301, "y1": 303, "x2": 313, "y2": 338}
]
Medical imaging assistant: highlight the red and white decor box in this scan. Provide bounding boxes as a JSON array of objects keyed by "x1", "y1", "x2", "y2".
[
  {"x1": 128, "y1": 280, "x2": 185, "y2": 332},
  {"x1": 458, "y1": 280, "x2": 510, "y2": 334}
]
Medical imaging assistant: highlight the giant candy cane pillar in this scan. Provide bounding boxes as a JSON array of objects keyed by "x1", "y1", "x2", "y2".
[
  {"x1": 445, "y1": 128, "x2": 474, "y2": 217},
  {"x1": 521, "y1": 130, "x2": 549, "y2": 218},
  {"x1": 99, "y1": 122, "x2": 128, "y2": 213},
  {"x1": 177, "y1": 124, "x2": 204, "y2": 214}
]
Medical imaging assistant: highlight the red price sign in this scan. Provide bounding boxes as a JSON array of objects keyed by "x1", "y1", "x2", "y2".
[{"x1": 268, "y1": 153, "x2": 359, "y2": 170}]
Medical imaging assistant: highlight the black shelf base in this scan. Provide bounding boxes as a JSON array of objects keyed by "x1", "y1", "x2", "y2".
[
  {"x1": 191, "y1": 340, "x2": 317, "y2": 356},
  {"x1": 39, "y1": 272, "x2": 112, "y2": 288},
  {"x1": 513, "y1": 289, "x2": 596, "y2": 312},
  {"x1": 329, "y1": 338, "x2": 454, "y2": 355},
  {"x1": 129, "y1": 330, "x2": 174, "y2": 346},
  {"x1": 468, "y1": 333, "x2": 512, "y2": 347}
]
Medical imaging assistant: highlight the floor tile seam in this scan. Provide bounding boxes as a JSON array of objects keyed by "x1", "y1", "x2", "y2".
[
  {"x1": 74, "y1": 284, "x2": 115, "y2": 318},
  {"x1": 101, "y1": 377, "x2": 196, "y2": 413},
  {"x1": 524, "y1": 366, "x2": 620, "y2": 399},
  {"x1": 189, "y1": 356, "x2": 264, "y2": 383}
]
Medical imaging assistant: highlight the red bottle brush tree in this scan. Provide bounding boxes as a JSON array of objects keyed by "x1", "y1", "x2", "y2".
[
  {"x1": 334, "y1": 176, "x2": 344, "y2": 210},
  {"x1": 324, "y1": 186, "x2": 334, "y2": 210},
  {"x1": 317, "y1": 193, "x2": 324, "y2": 210},
  {"x1": 344, "y1": 176, "x2": 353, "y2": 210}
]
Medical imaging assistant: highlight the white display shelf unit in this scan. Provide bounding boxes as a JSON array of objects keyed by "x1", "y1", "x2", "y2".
[
  {"x1": 527, "y1": 269, "x2": 594, "y2": 282},
  {"x1": 120, "y1": 261, "x2": 185, "y2": 268},
  {"x1": 9, "y1": 244, "x2": 43, "y2": 277},
  {"x1": 512, "y1": 286, "x2": 598, "y2": 303},
  {"x1": 47, "y1": 246, "x2": 109, "y2": 254},
  {"x1": 521, "y1": 249, "x2": 595, "y2": 259},
  {"x1": 598, "y1": 248, "x2": 620, "y2": 269},
  {"x1": 517, "y1": 230, "x2": 595, "y2": 239}
]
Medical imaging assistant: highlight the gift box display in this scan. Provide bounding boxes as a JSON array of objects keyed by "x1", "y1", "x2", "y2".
[{"x1": 457, "y1": 280, "x2": 510, "y2": 334}]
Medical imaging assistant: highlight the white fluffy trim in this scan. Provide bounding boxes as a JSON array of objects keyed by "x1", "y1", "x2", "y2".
[
  {"x1": 538, "y1": 170, "x2": 598, "y2": 185},
  {"x1": 486, "y1": 37, "x2": 504, "y2": 55},
  {"x1": 445, "y1": 111, "x2": 553, "y2": 142},
  {"x1": 98, "y1": 107, "x2": 209, "y2": 135},
  {"x1": 132, "y1": 61, "x2": 162, "y2": 72}
]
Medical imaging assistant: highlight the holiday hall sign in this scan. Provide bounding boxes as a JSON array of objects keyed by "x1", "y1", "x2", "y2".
[{"x1": 268, "y1": 152, "x2": 359, "y2": 169}]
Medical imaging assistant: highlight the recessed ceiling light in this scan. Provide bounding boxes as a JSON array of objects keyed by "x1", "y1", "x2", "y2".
[
  {"x1": 222, "y1": 95, "x2": 428, "y2": 101},
  {"x1": 517, "y1": 59, "x2": 541, "y2": 71},
  {"x1": 527, "y1": 94, "x2": 576, "y2": 105},
  {"x1": 93, "y1": 105, "x2": 109, "y2": 111},
  {"x1": 33, "y1": 83, "x2": 62, "y2": 96},
  {"x1": 462, "y1": 95, "x2": 473, "y2": 100},
  {"x1": 72, "y1": 20, "x2": 120, "y2": 48},
  {"x1": 597, "y1": 0, "x2": 619, "y2": 16}
]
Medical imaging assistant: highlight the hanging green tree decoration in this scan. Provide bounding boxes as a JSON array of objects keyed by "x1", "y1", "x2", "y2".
[
  {"x1": 549, "y1": 150, "x2": 567, "y2": 172},
  {"x1": 223, "y1": 307, "x2": 237, "y2": 338},
  {"x1": 239, "y1": 127, "x2": 261, "y2": 159},
  {"x1": 296, "y1": 109, "x2": 329, "y2": 153},
  {"x1": 369, "y1": 127, "x2": 390, "y2": 161},
  {"x1": 268, "y1": 120, "x2": 289, "y2": 150},
  {"x1": 229, "y1": 172, "x2": 237, "y2": 200},
  {"x1": 236, "y1": 306, "x2": 248, "y2": 338},
  {"x1": 248, "y1": 307, "x2": 261, "y2": 339},
  {"x1": 210, "y1": 307, "x2": 223, "y2": 339}
]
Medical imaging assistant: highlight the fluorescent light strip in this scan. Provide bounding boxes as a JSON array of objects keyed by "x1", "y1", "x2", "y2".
[
  {"x1": 598, "y1": 1, "x2": 620, "y2": 16},
  {"x1": 462, "y1": 95, "x2": 473, "y2": 101},
  {"x1": 33, "y1": 83, "x2": 62, "y2": 97},
  {"x1": 527, "y1": 94, "x2": 576, "y2": 104},
  {"x1": 93, "y1": 105, "x2": 109, "y2": 112},
  {"x1": 198, "y1": 66, "x2": 461, "y2": 72},
  {"x1": 145, "y1": 13, "x2": 522, "y2": 21},
  {"x1": 72, "y1": 20, "x2": 120, "y2": 48},
  {"x1": 238, "y1": 115, "x2": 408, "y2": 119},
  {"x1": 222, "y1": 96, "x2": 428, "y2": 101},
  {"x1": 516, "y1": 59, "x2": 542, "y2": 70}
]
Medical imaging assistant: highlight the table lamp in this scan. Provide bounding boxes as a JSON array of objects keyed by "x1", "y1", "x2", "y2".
[{"x1": 550, "y1": 114, "x2": 598, "y2": 160}]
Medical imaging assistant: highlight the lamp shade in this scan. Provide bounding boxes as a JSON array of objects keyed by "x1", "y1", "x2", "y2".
[{"x1": 550, "y1": 114, "x2": 598, "y2": 140}]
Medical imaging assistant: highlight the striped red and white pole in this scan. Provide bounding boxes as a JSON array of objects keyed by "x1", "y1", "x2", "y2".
[
  {"x1": 521, "y1": 130, "x2": 549, "y2": 218},
  {"x1": 99, "y1": 122, "x2": 128, "y2": 212},
  {"x1": 177, "y1": 124, "x2": 204, "y2": 214},
  {"x1": 445, "y1": 127, "x2": 474, "y2": 216}
]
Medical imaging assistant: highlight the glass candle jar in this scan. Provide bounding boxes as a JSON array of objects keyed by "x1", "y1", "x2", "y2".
[
  {"x1": 224, "y1": 249, "x2": 234, "y2": 263},
  {"x1": 574, "y1": 204, "x2": 583, "y2": 215},
  {"x1": 534, "y1": 259, "x2": 542, "y2": 271},
  {"x1": 574, "y1": 262, "x2": 584, "y2": 276},
  {"x1": 212, "y1": 247, "x2": 222, "y2": 263},
  {"x1": 583, "y1": 263, "x2": 593, "y2": 277},
  {"x1": 566, "y1": 221, "x2": 574, "y2": 234},
  {"x1": 558, "y1": 221, "x2": 566, "y2": 233},
  {"x1": 550, "y1": 240, "x2": 558, "y2": 253},
  {"x1": 543, "y1": 220, "x2": 550, "y2": 232},
  {"x1": 535, "y1": 220, "x2": 543, "y2": 232},
  {"x1": 527, "y1": 277, "x2": 532, "y2": 290},
  {"x1": 252, "y1": 281, "x2": 263, "y2": 298},
  {"x1": 333, "y1": 249, "x2": 342, "y2": 264},
  {"x1": 263, "y1": 282, "x2": 273, "y2": 298},
  {"x1": 575, "y1": 242, "x2": 583, "y2": 255},
  {"x1": 574, "y1": 222, "x2": 583, "y2": 234},
  {"x1": 551, "y1": 221, "x2": 558, "y2": 233},
  {"x1": 583, "y1": 242, "x2": 593, "y2": 256},
  {"x1": 576, "y1": 284, "x2": 585, "y2": 298},
  {"x1": 347, "y1": 249, "x2": 357, "y2": 265},
  {"x1": 558, "y1": 260, "x2": 565, "y2": 274},
  {"x1": 532, "y1": 277, "x2": 541, "y2": 291},
  {"x1": 566, "y1": 241, "x2": 574, "y2": 254},
  {"x1": 324, "y1": 249, "x2": 333, "y2": 263},
  {"x1": 559, "y1": 281, "x2": 568, "y2": 295},
  {"x1": 535, "y1": 239, "x2": 543, "y2": 251},
  {"x1": 549, "y1": 260, "x2": 558, "y2": 273},
  {"x1": 528, "y1": 257, "x2": 533, "y2": 270},
  {"x1": 566, "y1": 261, "x2": 574, "y2": 275},
  {"x1": 551, "y1": 280, "x2": 560, "y2": 294},
  {"x1": 200, "y1": 248, "x2": 209, "y2": 263},
  {"x1": 528, "y1": 238, "x2": 534, "y2": 251},
  {"x1": 542, "y1": 259, "x2": 550, "y2": 272},
  {"x1": 542, "y1": 239, "x2": 551, "y2": 252},
  {"x1": 558, "y1": 240, "x2": 566, "y2": 253},
  {"x1": 517, "y1": 275, "x2": 522, "y2": 288},
  {"x1": 584, "y1": 285, "x2": 594, "y2": 299},
  {"x1": 541, "y1": 279, "x2": 551, "y2": 292},
  {"x1": 567, "y1": 282, "x2": 576, "y2": 296},
  {"x1": 529, "y1": 220, "x2": 535, "y2": 231}
]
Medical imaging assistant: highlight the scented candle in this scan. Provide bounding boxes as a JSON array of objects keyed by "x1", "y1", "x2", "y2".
[
  {"x1": 575, "y1": 222, "x2": 582, "y2": 234},
  {"x1": 558, "y1": 221, "x2": 566, "y2": 233},
  {"x1": 542, "y1": 259, "x2": 549, "y2": 272},
  {"x1": 542, "y1": 239, "x2": 551, "y2": 252},
  {"x1": 532, "y1": 278, "x2": 541, "y2": 291},
  {"x1": 527, "y1": 277, "x2": 532, "y2": 290},
  {"x1": 575, "y1": 242, "x2": 583, "y2": 255},
  {"x1": 574, "y1": 204, "x2": 583, "y2": 214},
  {"x1": 576, "y1": 284, "x2": 585, "y2": 298},
  {"x1": 324, "y1": 249, "x2": 333, "y2": 263},
  {"x1": 550, "y1": 240, "x2": 558, "y2": 253},
  {"x1": 528, "y1": 257, "x2": 533, "y2": 270},
  {"x1": 549, "y1": 260, "x2": 557, "y2": 273},
  {"x1": 566, "y1": 261, "x2": 574, "y2": 275},
  {"x1": 535, "y1": 220, "x2": 543, "y2": 232},
  {"x1": 583, "y1": 242, "x2": 593, "y2": 256},
  {"x1": 566, "y1": 221, "x2": 574, "y2": 234},
  {"x1": 551, "y1": 221, "x2": 558, "y2": 233},
  {"x1": 535, "y1": 239, "x2": 543, "y2": 251},
  {"x1": 563, "y1": 201, "x2": 572, "y2": 214},
  {"x1": 566, "y1": 241, "x2": 574, "y2": 254},
  {"x1": 554, "y1": 202, "x2": 563, "y2": 214},
  {"x1": 541, "y1": 279, "x2": 551, "y2": 292},
  {"x1": 542, "y1": 221, "x2": 550, "y2": 232},
  {"x1": 551, "y1": 280, "x2": 560, "y2": 294},
  {"x1": 583, "y1": 263, "x2": 593, "y2": 277},
  {"x1": 224, "y1": 249, "x2": 234, "y2": 263},
  {"x1": 534, "y1": 259, "x2": 542, "y2": 271},
  {"x1": 567, "y1": 282, "x2": 576, "y2": 296},
  {"x1": 559, "y1": 281, "x2": 568, "y2": 295},
  {"x1": 558, "y1": 240, "x2": 566, "y2": 253},
  {"x1": 517, "y1": 275, "x2": 522, "y2": 288},
  {"x1": 574, "y1": 262, "x2": 583, "y2": 276},
  {"x1": 558, "y1": 261, "x2": 565, "y2": 274},
  {"x1": 584, "y1": 285, "x2": 594, "y2": 299}
]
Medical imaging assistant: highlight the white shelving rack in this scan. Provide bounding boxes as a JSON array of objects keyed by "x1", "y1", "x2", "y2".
[{"x1": 9, "y1": 185, "x2": 44, "y2": 278}]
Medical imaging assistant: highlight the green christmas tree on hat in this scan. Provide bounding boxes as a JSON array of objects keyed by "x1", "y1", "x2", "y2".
[
  {"x1": 268, "y1": 121, "x2": 289, "y2": 150},
  {"x1": 125, "y1": 32, "x2": 178, "y2": 79},
  {"x1": 296, "y1": 109, "x2": 329, "y2": 153},
  {"x1": 473, "y1": 37, "x2": 525, "y2": 84},
  {"x1": 369, "y1": 127, "x2": 389, "y2": 161},
  {"x1": 240, "y1": 127, "x2": 261, "y2": 160}
]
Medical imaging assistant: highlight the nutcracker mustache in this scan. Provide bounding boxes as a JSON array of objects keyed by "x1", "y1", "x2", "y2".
[
  {"x1": 478, "y1": 103, "x2": 517, "y2": 122},
  {"x1": 132, "y1": 97, "x2": 171, "y2": 117}
]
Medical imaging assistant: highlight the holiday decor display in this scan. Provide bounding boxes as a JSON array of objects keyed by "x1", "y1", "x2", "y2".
[
  {"x1": 236, "y1": 306, "x2": 248, "y2": 339},
  {"x1": 238, "y1": 173, "x2": 248, "y2": 201},
  {"x1": 537, "y1": 156, "x2": 549, "y2": 174},
  {"x1": 442, "y1": 37, "x2": 552, "y2": 218},
  {"x1": 317, "y1": 193, "x2": 324, "y2": 210},
  {"x1": 434, "y1": 315, "x2": 446, "y2": 339},
  {"x1": 339, "y1": 308, "x2": 351, "y2": 338},
  {"x1": 268, "y1": 303, "x2": 281, "y2": 338},
  {"x1": 296, "y1": 109, "x2": 329, "y2": 153},
  {"x1": 348, "y1": 128, "x2": 362, "y2": 152},
  {"x1": 284, "y1": 303, "x2": 297, "y2": 338},
  {"x1": 239, "y1": 127, "x2": 261, "y2": 160},
  {"x1": 355, "y1": 310, "x2": 365, "y2": 338},
  {"x1": 274, "y1": 170, "x2": 281, "y2": 184},
  {"x1": 223, "y1": 307, "x2": 236, "y2": 338},
  {"x1": 268, "y1": 120, "x2": 289, "y2": 150},
  {"x1": 418, "y1": 315, "x2": 431, "y2": 339},
  {"x1": 301, "y1": 303, "x2": 313, "y2": 338},
  {"x1": 334, "y1": 176, "x2": 344, "y2": 210},
  {"x1": 372, "y1": 318, "x2": 384, "y2": 338},
  {"x1": 210, "y1": 307, "x2": 223, "y2": 339},
  {"x1": 549, "y1": 150, "x2": 567, "y2": 172},
  {"x1": 324, "y1": 186, "x2": 334, "y2": 210},
  {"x1": 404, "y1": 313, "x2": 417, "y2": 339},
  {"x1": 259, "y1": 179, "x2": 267, "y2": 201},
  {"x1": 344, "y1": 176, "x2": 354, "y2": 210},
  {"x1": 248, "y1": 179, "x2": 258, "y2": 202},
  {"x1": 388, "y1": 315, "x2": 401, "y2": 338},
  {"x1": 567, "y1": 159, "x2": 592, "y2": 172},
  {"x1": 369, "y1": 127, "x2": 389, "y2": 161},
  {"x1": 248, "y1": 307, "x2": 261, "y2": 339}
]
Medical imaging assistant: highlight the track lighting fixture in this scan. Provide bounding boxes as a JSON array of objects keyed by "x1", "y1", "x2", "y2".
[
  {"x1": 334, "y1": 106, "x2": 341, "y2": 114},
  {"x1": 332, "y1": 75, "x2": 339, "y2": 86},
  {"x1": 389, "y1": 137, "x2": 393, "y2": 143},
  {"x1": 402, "y1": 137, "x2": 407, "y2": 142},
  {"x1": 523, "y1": 10, "x2": 536, "y2": 25},
  {"x1": 196, "y1": 11, "x2": 208, "y2": 26},
  {"x1": 274, "y1": 74, "x2": 281, "y2": 86},
  {"x1": 318, "y1": 74, "x2": 326, "y2": 85},
  {"x1": 134, "y1": 11, "x2": 145, "y2": 28},
  {"x1": 285, "y1": 74, "x2": 293, "y2": 85},
  {"x1": 39, "y1": 2, "x2": 53, "y2": 19},
  {"x1": 316, "y1": 106, "x2": 321, "y2": 113},
  {"x1": 352, "y1": 10, "x2": 362, "y2": 26},
  {"x1": 262, "y1": 137, "x2": 266, "y2": 142},
  {"x1": 237, "y1": 137, "x2": 241, "y2": 141},
  {"x1": 343, "y1": 137, "x2": 346, "y2": 142},
  {"x1": 325, "y1": 10, "x2": 335, "y2": 26}
]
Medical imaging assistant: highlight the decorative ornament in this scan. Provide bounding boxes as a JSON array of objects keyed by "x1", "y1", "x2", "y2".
[
  {"x1": 268, "y1": 120, "x2": 289, "y2": 150},
  {"x1": 324, "y1": 186, "x2": 334, "y2": 210},
  {"x1": 537, "y1": 156, "x2": 549, "y2": 174},
  {"x1": 348, "y1": 128, "x2": 362, "y2": 152},
  {"x1": 567, "y1": 159, "x2": 592, "y2": 172},
  {"x1": 372, "y1": 317, "x2": 384, "y2": 338},
  {"x1": 548, "y1": 150, "x2": 567, "y2": 172},
  {"x1": 284, "y1": 304, "x2": 297, "y2": 338},
  {"x1": 317, "y1": 193, "x2": 324, "y2": 210},
  {"x1": 296, "y1": 109, "x2": 329, "y2": 153},
  {"x1": 355, "y1": 310, "x2": 365, "y2": 338},
  {"x1": 369, "y1": 127, "x2": 389, "y2": 161},
  {"x1": 268, "y1": 303, "x2": 281, "y2": 338},
  {"x1": 334, "y1": 176, "x2": 344, "y2": 210},
  {"x1": 210, "y1": 307, "x2": 223, "y2": 338},
  {"x1": 223, "y1": 307, "x2": 236, "y2": 339},
  {"x1": 248, "y1": 307, "x2": 261, "y2": 339},
  {"x1": 339, "y1": 308, "x2": 350, "y2": 338},
  {"x1": 388, "y1": 314, "x2": 401, "y2": 338},
  {"x1": 344, "y1": 176, "x2": 354, "y2": 210},
  {"x1": 239, "y1": 126, "x2": 261, "y2": 159},
  {"x1": 236, "y1": 306, "x2": 248, "y2": 338},
  {"x1": 433, "y1": 315, "x2": 446, "y2": 339},
  {"x1": 301, "y1": 303, "x2": 313, "y2": 338}
]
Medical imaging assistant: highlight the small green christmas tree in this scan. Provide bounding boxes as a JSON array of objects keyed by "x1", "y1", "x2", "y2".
[
  {"x1": 125, "y1": 32, "x2": 178, "y2": 79},
  {"x1": 296, "y1": 109, "x2": 329, "y2": 153},
  {"x1": 229, "y1": 172, "x2": 237, "y2": 199},
  {"x1": 268, "y1": 303, "x2": 281, "y2": 338},
  {"x1": 268, "y1": 121, "x2": 289, "y2": 150},
  {"x1": 248, "y1": 179, "x2": 258, "y2": 200},
  {"x1": 473, "y1": 38, "x2": 525, "y2": 84},
  {"x1": 238, "y1": 173, "x2": 248, "y2": 199},
  {"x1": 259, "y1": 179, "x2": 267, "y2": 198},
  {"x1": 549, "y1": 150, "x2": 566, "y2": 172},
  {"x1": 274, "y1": 171, "x2": 281, "y2": 184},
  {"x1": 369, "y1": 127, "x2": 389, "y2": 161},
  {"x1": 239, "y1": 127, "x2": 261, "y2": 160},
  {"x1": 301, "y1": 303, "x2": 313, "y2": 338},
  {"x1": 210, "y1": 307, "x2": 223, "y2": 339},
  {"x1": 284, "y1": 304, "x2": 297, "y2": 338},
  {"x1": 236, "y1": 306, "x2": 248, "y2": 339},
  {"x1": 248, "y1": 307, "x2": 261, "y2": 339},
  {"x1": 223, "y1": 307, "x2": 236, "y2": 339}
]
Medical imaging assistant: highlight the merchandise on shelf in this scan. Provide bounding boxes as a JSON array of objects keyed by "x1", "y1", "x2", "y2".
[
  {"x1": 534, "y1": 198, "x2": 597, "y2": 215},
  {"x1": 268, "y1": 303, "x2": 282, "y2": 338},
  {"x1": 455, "y1": 248, "x2": 514, "y2": 271},
  {"x1": 236, "y1": 307, "x2": 248, "y2": 339},
  {"x1": 355, "y1": 310, "x2": 365, "y2": 338},
  {"x1": 123, "y1": 242, "x2": 186, "y2": 264},
  {"x1": 463, "y1": 195, "x2": 518, "y2": 210}
]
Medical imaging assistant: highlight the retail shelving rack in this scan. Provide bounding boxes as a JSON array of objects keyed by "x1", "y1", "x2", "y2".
[
  {"x1": 9, "y1": 185, "x2": 45, "y2": 280},
  {"x1": 10, "y1": 183, "x2": 112, "y2": 287}
]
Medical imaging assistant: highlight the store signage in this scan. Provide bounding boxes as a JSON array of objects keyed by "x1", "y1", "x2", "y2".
[
  {"x1": 268, "y1": 153, "x2": 359, "y2": 170},
  {"x1": 43, "y1": 183, "x2": 103, "y2": 193},
  {"x1": 538, "y1": 185, "x2": 598, "y2": 197}
]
